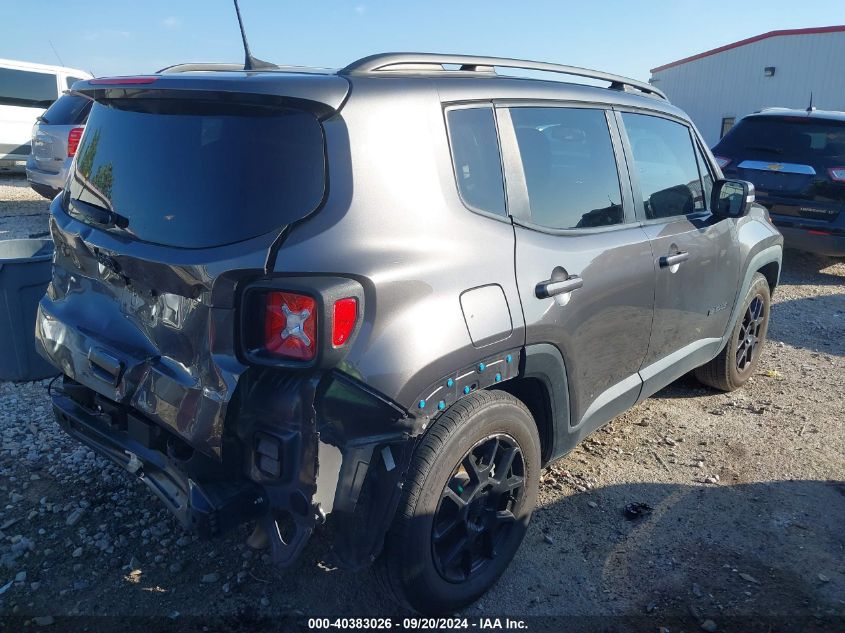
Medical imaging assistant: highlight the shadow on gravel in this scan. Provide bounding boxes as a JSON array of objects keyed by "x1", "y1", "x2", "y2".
[
  {"x1": 489, "y1": 478, "x2": 845, "y2": 632},
  {"x1": 779, "y1": 249, "x2": 845, "y2": 288},
  {"x1": 768, "y1": 293, "x2": 845, "y2": 356},
  {"x1": 5, "y1": 480, "x2": 842, "y2": 633}
]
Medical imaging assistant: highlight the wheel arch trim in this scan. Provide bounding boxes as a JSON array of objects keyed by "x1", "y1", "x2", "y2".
[
  {"x1": 720, "y1": 244, "x2": 782, "y2": 350},
  {"x1": 519, "y1": 343, "x2": 571, "y2": 463}
]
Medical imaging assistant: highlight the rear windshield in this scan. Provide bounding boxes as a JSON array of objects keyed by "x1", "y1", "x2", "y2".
[
  {"x1": 39, "y1": 93, "x2": 91, "y2": 125},
  {"x1": 66, "y1": 100, "x2": 326, "y2": 248},
  {"x1": 715, "y1": 116, "x2": 845, "y2": 161}
]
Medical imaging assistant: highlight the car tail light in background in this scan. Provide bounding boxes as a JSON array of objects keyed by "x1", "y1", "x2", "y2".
[
  {"x1": 828, "y1": 167, "x2": 845, "y2": 182},
  {"x1": 67, "y1": 127, "x2": 84, "y2": 157},
  {"x1": 714, "y1": 156, "x2": 731, "y2": 170},
  {"x1": 264, "y1": 292, "x2": 317, "y2": 361},
  {"x1": 332, "y1": 297, "x2": 358, "y2": 347}
]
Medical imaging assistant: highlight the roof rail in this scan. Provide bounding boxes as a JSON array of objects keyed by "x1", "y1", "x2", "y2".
[
  {"x1": 157, "y1": 62, "x2": 263, "y2": 74},
  {"x1": 339, "y1": 53, "x2": 667, "y2": 100}
]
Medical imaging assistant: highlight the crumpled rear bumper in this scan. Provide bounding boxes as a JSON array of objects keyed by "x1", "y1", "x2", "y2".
[
  {"x1": 49, "y1": 370, "x2": 418, "y2": 570},
  {"x1": 52, "y1": 386, "x2": 267, "y2": 537}
]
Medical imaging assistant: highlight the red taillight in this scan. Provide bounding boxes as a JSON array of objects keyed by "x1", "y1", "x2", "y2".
[
  {"x1": 828, "y1": 167, "x2": 845, "y2": 182},
  {"x1": 332, "y1": 297, "x2": 358, "y2": 347},
  {"x1": 263, "y1": 292, "x2": 317, "y2": 361},
  {"x1": 714, "y1": 155, "x2": 731, "y2": 170},
  {"x1": 88, "y1": 76, "x2": 158, "y2": 85},
  {"x1": 67, "y1": 127, "x2": 84, "y2": 158}
]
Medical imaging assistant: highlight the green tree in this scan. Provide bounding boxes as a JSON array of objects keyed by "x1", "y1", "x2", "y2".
[
  {"x1": 91, "y1": 163, "x2": 114, "y2": 199},
  {"x1": 76, "y1": 128, "x2": 100, "y2": 179}
]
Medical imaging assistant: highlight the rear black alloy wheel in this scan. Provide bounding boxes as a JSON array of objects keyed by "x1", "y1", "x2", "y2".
[
  {"x1": 736, "y1": 295, "x2": 765, "y2": 372},
  {"x1": 375, "y1": 390, "x2": 540, "y2": 614},
  {"x1": 433, "y1": 434, "x2": 524, "y2": 583}
]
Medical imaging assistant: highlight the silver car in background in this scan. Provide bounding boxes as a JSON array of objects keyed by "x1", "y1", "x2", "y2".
[{"x1": 26, "y1": 92, "x2": 91, "y2": 199}]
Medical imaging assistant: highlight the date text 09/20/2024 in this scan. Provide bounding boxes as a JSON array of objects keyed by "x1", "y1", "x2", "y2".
[{"x1": 307, "y1": 618, "x2": 528, "y2": 630}]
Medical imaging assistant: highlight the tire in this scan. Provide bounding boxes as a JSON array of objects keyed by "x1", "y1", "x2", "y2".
[
  {"x1": 375, "y1": 390, "x2": 541, "y2": 614},
  {"x1": 695, "y1": 272, "x2": 771, "y2": 391}
]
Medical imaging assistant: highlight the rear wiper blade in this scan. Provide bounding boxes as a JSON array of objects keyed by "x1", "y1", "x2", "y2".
[
  {"x1": 68, "y1": 197, "x2": 129, "y2": 230},
  {"x1": 743, "y1": 145, "x2": 783, "y2": 154}
]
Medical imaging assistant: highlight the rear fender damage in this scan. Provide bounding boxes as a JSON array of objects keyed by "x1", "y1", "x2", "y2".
[{"x1": 231, "y1": 369, "x2": 418, "y2": 568}]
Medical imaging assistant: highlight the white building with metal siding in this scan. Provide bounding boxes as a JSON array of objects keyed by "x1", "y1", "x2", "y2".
[{"x1": 649, "y1": 26, "x2": 845, "y2": 147}]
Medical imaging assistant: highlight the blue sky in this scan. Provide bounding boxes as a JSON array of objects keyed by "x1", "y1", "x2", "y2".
[{"x1": 1, "y1": 1, "x2": 842, "y2": 80}]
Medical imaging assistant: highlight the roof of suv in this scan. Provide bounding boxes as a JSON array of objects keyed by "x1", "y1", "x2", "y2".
[
  {"x1": 750, "y1": 108, "x2": 845, "y2": 122},
  {"x1": 141, "y1": 53, "x2": 686, "y2": 120}
]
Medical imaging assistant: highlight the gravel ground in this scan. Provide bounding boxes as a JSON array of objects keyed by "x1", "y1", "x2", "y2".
[
  {"x1": 0, "y1": 175, "x2": 51, "y2": 241},
  {"x1": 0, "y1": 176, "x2": 843, "y2": 631}
]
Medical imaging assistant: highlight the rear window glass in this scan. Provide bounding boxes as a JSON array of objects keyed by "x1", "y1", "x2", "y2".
[
  {"x1": 715, "y1": 116, "x2": 845, "y2": 160},
  {"x1": 0, "y1": 68, "x2": 57, "y2": 107},
  {"x1": 67, "y1": 101, "x2": 326, "y2": 248},
  {"x1": 446, "y1": 107, "x2": 506, "y2": 216},
  {"x1": 40, "y1": 94, "x2": 91, "y2": 125}
]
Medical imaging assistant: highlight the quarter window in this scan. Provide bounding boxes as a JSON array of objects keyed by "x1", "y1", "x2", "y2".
[
  {"x1": 622, "y1": 113, "x2": 706, "y2": 219},
  {"x1": 446, "y1": 107, "x2": 506, "y2": 217},
  {"x1": 510, "y1": 107, "x2": 623, "y2": 230},
  {"x1": 0, "y1": 68, "x2": 57, "y2": 108}
]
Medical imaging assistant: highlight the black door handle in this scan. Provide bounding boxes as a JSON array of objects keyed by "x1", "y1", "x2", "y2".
[
  {"x1": 535, "y1": 275, "x2": 583, "y2": 299},
  {"x1": 659, "y1": 251, "x2": 690, "y2": 268}
]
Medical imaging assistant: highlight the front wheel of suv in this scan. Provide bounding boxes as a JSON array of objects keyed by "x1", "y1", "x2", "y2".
[
  {"x1": 375, "y1": 390, "x2": 540, "y2": 614},
  {"x1": 695, "y1": 272, "x2": 771, "y2": 391}
]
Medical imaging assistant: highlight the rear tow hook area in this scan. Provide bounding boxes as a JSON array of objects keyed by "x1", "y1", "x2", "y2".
[{"x1": 186, "y1": 479, "x2": 269, "y2": 538}]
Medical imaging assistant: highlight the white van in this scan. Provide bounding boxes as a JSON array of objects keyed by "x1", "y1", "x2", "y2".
[{"x1": 0, "y1": 59, "x2": 92, "y2": 167}]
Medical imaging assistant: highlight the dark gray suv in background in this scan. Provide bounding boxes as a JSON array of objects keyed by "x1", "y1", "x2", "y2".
[
  {"x1": 34, "y1": 53, "x2": 783, "y2": 614},
  {"x1": 713, "y1": 108, "x2": 845, "y2": 256}
]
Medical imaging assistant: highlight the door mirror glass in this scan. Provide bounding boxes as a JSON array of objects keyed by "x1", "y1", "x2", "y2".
[{"x1": 712, "y1": 179, "x2": 755, "y2": 217}]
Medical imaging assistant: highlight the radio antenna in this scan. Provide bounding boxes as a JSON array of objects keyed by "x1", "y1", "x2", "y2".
[
  {"x1": 233, "y1": 0, "x2": 276, "y2": 71},
  {"x1": 807, "y1": 92, "x2": 815, "y2": 112}
]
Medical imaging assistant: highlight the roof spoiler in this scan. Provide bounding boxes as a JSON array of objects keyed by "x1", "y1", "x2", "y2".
[{"x1": 69, "y1": 74, "x2": 350, "y2": 120}]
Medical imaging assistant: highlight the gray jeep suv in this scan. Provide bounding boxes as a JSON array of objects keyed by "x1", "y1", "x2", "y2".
[{"x1": 35, "y1": 53, "x2": 783, "y2": 614}]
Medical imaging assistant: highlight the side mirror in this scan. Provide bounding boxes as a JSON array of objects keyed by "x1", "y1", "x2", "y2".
[{"x1": 711, "y1": 179, "x2": 755, "y2": 218}]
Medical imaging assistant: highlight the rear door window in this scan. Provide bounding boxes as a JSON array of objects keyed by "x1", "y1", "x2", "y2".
[
  {"x1": 446, "y1": 107, "x2": 506, "y2": 217},
  {"x1": 0, "y1": 68, "x2": 57, "y2": 107},
  {"x1": 67, "y1": 100, "x2": 326, "y2": 248},
  {"x1": 510, "y1": 107, "x2": 623, "y2": 230},
  {"x1": 621, "y1": 113, "x2": 705, "y2": 219}
]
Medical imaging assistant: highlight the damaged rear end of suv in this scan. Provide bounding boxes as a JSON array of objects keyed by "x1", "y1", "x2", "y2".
[
  {"x1": 35, "y1": 48, "x2": 782, "y2": 615},
  {"x1": 35, "y1": 70, "x2": 419, "y2": 573}
]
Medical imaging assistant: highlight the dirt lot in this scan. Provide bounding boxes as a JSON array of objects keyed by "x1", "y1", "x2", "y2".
[{"x1": 0, "y1": 174, "x2": 843, "y2": 632}]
